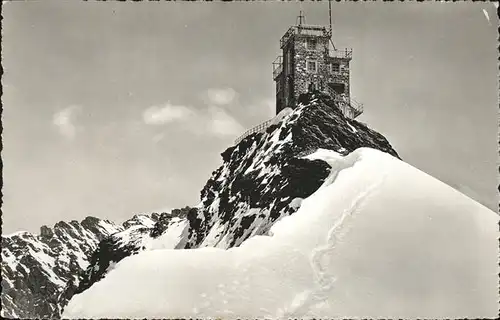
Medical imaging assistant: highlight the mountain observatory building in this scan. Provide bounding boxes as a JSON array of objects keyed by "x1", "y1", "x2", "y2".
[
  {"x1": 234, "y1": 12, "x2": 363, "y2": 144},
  {"x1": 272, "y1": 13, "x2": 363, "y2": 119}
]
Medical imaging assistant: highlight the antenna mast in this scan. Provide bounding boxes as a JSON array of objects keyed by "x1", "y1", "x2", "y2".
[
  {"x1": 329, "y1": 0, "x2": 332, "y2": 35},
  {"x1": 297, "y1": 0, "x2": 306, "y2": 27},
  {"x1": 328, "y1": 0, "x2": 336, "y2": 50},
  {"x1": 297, "y1": 10, "x2": 305, "y2": 26}
]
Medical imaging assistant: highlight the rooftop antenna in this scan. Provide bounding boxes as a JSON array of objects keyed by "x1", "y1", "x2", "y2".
[
  {"x1": 297, "y1": 10, "x2": 305, "y2": 26},
  {"x1": 297, "y1": 0, "x2": 306, "y2": 26},
  {"x1": 329, "y1": 0, "x2": 332, "y2": 34},
  {"x1": 328, "y1": 0, "x2": 337, "y2": 50}
]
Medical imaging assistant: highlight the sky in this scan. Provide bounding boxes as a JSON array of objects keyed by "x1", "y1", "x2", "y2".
[{"x1": 2, "y1": 1, "x2": 498, "y2": 234}]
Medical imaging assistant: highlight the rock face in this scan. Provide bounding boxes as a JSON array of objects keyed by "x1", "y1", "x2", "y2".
[
  {"x1": 1, "y1": 91, "x2": 398, "y2": 318},
  {"x1": 73, "y1": 209, "x2": 190, "y2": 297},
  {"x1": 187, "y1": 91, "x2": 398, "y2": 249},
  {"x1": 1, "y1": 210, "x2": 189, "y2": 319},
  {"x1": 1, "y1": 217, "x2": 124, "y2": 318}
]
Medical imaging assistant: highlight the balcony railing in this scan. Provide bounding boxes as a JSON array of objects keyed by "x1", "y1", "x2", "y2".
[
  {"x1": 325, "y1": 86, "x2": 363, "y2": 119},
  {"x1": 332, "y1": 95, "x2": 363, "y2": 119},
  {"x1": 234, "y1": 119, "x2": 274, "y2": 145},
  {"x1": 328, "y1": 48, "x2": 353, "y2": 60},
  {"x1": 272, "y1": 56, "x2": 283, "y2": 79},
  {"x1": 350, "y1": 99, "x2": 364, "y2": 118},
  {"x1": 280, "y1": 24, "x2": 330, "y2": 48}
]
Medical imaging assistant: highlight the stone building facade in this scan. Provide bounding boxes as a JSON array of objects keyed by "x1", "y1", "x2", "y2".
[{"x1": 273, "y1": 21, "x2": 361, "y2": 119}]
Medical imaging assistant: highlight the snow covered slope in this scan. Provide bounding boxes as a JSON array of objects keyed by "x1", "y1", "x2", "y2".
[
  {"x1": 63, "y1": 148, "x2": 499, "y2": 319},
  {"x1": 0, "y1": 214, "x2": 158, "y2": 318}
]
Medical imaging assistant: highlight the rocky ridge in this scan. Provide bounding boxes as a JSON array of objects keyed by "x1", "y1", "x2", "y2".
[{"x1": 1, "y1": 214, "x2": 158, "y2": 318}]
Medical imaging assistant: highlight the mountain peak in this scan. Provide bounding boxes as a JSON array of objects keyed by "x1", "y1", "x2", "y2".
[
  {"x1": 230, "y1": 91, "x2": 398, "y2": 160},
  {"x1": 192, "y1": 91, "x2": 398, "y2": 248}
]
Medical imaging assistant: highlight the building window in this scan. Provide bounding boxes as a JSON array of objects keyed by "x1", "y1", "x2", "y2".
[
  {"x1": 330, "y1": 63, "x2": 340, "y2": 73},
  {"x1": 306, "y1": 38, "x2": 317, "y2": 50},
  {"x1": 276, "y1": 78, "x2": 281, "y2": 92},
  {"x1": 328, "y1": 82, "x2": 345, "y2": 94},
  {"x1": 286, "y1": 50, "x2": 293, "y2": 74},
  {"x1": 307, "y1": 60, "x2": 317, "y2": 73}
]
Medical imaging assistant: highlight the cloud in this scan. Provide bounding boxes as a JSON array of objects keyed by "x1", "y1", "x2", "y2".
[
  {"x1": 142, "y1": 101, "x2": 244, "y2": 140},
  {"x1": 205, "y1": 88, "x2": 237, "y2": 105},
  {"x1": 52, "y1": 105, "x2": 81, "y2": 140},
  {"x1": 143, "y1": 102, "x2": 195, "y2": 125},
  {"x1": 208, "y1": 106, "x2": 245, "y2": 136}
]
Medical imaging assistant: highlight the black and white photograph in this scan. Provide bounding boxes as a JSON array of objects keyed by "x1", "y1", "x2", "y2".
[{"x1": 1, "y1": 0, "x2": 499, "y2": 318}]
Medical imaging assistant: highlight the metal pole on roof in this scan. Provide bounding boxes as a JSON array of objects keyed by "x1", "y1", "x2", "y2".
[
  {"x1": 297, "y1": 0, "x2": 306, "y2": 26},
  {"x1": 329, "y1": 0, "x2": 337, "y2": 50},
  {"x1": 298, "y1": 10, "x2": 305, "y2": 26},
  {"x1": 329, "y1": 0, "x2": 332, "y2": 34}
]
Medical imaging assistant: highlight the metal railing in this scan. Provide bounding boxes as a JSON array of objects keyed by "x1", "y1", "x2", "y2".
[
  {"x1": 350, "y1": 99, "x2": 364, "y2": 118},
  {"x1": 234, "y1": 90, "x2": 364, "y2": 146},
  {"x1": 280, "y1": 27, "x2": 295, "y2": 48},
  {"x1": 324, "y1": 86, "x2": 363, "y2": 119},
  {"x1": 272, "y1": 56, "x2": 283, "y2": 79},
  {"x1": 234, "y1": 119, "x2": 274, "y2": 145},
  {"x1": 328, "y1": 48, "x2": 353, "y2": 60},
  {"x1": 332, "y1": 96, "x2": 363, "y2": 119},
  {"x1": 280, "y1": 25, "x2": 330, "y2": 48}
]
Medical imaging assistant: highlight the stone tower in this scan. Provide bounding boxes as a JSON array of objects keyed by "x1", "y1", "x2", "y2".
[{"x1": 272, "y1": 12, "x2": 362, "y2": 119}]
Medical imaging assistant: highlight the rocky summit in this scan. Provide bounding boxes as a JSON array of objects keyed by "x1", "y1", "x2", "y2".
[
  {"x1": 1, "y1": 91, "x2": 398, "y2": 318},
  {"x1": 1, "y1": 217, "x2": 125, "y2": 318}
]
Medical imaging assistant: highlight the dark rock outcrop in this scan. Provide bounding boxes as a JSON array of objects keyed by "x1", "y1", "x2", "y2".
[
  {"x1": 73, "y1": 208, "x2": 191, "y2": 297},
  {"x1": 184, "y1": 91, "x2": 398, "y2": 249}
]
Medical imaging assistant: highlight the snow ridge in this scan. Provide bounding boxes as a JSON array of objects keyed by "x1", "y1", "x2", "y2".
[
  {"x1": 62, "y1": 147, "x2": 498, "y2": 318},
  {"x1": 284, "y1": 169, "x2": 388, "y2": 319}
]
